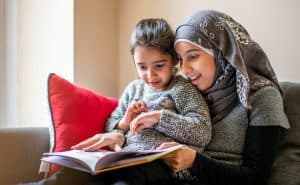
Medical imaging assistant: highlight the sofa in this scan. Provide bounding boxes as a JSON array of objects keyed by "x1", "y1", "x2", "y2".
[{"x1": 0, "y1": 82, "x2": 299, "y2": 185}]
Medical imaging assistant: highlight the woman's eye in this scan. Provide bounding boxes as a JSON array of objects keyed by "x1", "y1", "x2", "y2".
[{"x1": 188, "y1": 54, "x2": 199, "y2": 61}]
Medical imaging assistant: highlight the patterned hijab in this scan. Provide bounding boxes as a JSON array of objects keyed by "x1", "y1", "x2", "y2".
[{"x1": 175, "y1": 10, "x2": 282, "y2": 123}]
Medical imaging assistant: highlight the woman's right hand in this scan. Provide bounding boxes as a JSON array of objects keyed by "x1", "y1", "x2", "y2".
[
  {"x1": 157, "y1": 142, "x2": 197, "y2": 172},
  {"x1": 71, "y1": 132, "x2": 125, "y2": 152}
]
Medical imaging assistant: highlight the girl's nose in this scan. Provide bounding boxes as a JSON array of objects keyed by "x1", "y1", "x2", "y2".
[{"x1": 147, "y1": 68, "x2": 156, "y2": 79}]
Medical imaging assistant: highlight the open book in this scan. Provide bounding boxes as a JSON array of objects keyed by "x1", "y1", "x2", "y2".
[{"x1": 41, "y1": 145, "x2": 183, "y2": 175}]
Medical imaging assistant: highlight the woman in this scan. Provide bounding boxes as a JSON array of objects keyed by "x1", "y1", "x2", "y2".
[{"x1": 157, "y1": 10, "x2": 290, "y2": 185}]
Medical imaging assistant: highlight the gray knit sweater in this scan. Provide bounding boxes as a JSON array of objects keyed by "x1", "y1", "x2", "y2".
[
  {"x1": 203, "y1": 86, "x2": 290, "y2": 164},
  {"x1": 105, "y1": 75, "x2": 211, "y2": 151}
]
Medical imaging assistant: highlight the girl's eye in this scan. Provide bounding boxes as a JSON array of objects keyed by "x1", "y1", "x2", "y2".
[
  {"x1": 138, "y1": 65, "x2": 147, "y2": 70},
  {"x1": 155, "y1": 63, "x2": 165, "y2": 68}
]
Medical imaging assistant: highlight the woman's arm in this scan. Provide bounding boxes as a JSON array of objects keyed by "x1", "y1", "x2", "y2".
[
  {"x1": 156, "y1": 79, "x2": 212, "y2": 147},
  {"x1": 190, "y1": 126, "x2": 282, "y2": 185},
  {"x1": 191, "y1": 87, "x2": 289, "y2": 185},
  {"x1": 161, "y1": 86, "x2": 289, "y2": 185}
]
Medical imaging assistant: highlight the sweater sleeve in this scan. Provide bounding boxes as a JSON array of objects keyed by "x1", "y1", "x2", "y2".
[
  {"x1": 189, "y1": 86, "x2": 289, "y2": 185},
  {"x1": 105, "y1": 82, "x2": 134, "y2": 132},
  {"x1": 190, "y1": 126, "x2": 282, "y2": 185},
  {"x1": 155, "y1": 79, "x2": 212, "y2": 148}
]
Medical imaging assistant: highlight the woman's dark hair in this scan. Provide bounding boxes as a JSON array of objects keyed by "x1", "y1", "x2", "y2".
[{"x1": 130, "y1": 18, "x2": 177, "y2": 63}]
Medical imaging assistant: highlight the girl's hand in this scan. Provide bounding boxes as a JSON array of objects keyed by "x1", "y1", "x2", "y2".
[
  {"x1": 71, "y1": 132, "x2": 125, "y2": 152},
  {"x1": 157, "y1": 142, "x2": 197, "y2": 172},
  {"x1": 130, "y1": 110, "x2": 161, "y2": 133},
  {"x1": 118, "y1": 100, "x2": 148, "y2": 131}
]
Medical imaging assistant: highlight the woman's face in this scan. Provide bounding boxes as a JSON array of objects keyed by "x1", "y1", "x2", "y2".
[
  {"x1": 133, "y1": 46, "x2": 174, "y2": 91},
  {"x1": 175, "y1": 42, "x2": 216, "y2": 91}
]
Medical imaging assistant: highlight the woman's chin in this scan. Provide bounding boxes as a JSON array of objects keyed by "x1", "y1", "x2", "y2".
[{"x1": 196, "y1": 83, "x2": 210, "y2": 92}]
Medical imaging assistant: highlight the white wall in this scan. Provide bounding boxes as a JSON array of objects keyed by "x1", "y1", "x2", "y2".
[
  {"x1": 1, "y1": 0, "x2": 18, "y2": 127},
  {"x1": 2, "y1": 0, "x2": 299, "y2": 127},
  {"x1": 0, "y1": 0, "x2": 4, "y2": 126},
  {"x1": 117, "y1": 0, "x2": 300, "y2": 94},
  {"x1": 17, "y1": 0, "x2": 73, "y2": 126},
  {"x1": 74, "y1": 0, "x2": 118, "y2": 97}
]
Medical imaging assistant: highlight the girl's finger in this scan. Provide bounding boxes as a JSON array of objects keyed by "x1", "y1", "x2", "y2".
[
  {"x1": 71, "y1": 136, "x2": 97, "y2": 149},
  {"x1": 83, "y1": 138, "x2": 107, "y2": 151},
  {"x1": 138, "y1": 101, "x2": 146, "y2": 109}
]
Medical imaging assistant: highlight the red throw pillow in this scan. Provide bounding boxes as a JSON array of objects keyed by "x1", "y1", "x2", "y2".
[{"x1": 47, "y1": 73, "x2": 118, "y2": 175}]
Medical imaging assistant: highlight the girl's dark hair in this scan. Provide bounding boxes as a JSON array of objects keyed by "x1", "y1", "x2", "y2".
[{"x1": 130, "y1": 18, "x2": 177, "y2": 64}]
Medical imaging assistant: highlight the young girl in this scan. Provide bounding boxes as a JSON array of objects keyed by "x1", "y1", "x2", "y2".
[
  {"x1": 25, "y1": 18, "x2": 211, "y2": 185},
  {"x1": 72, "y1": 18, "x2": 212, "y2": 184},
  {"x1": 104, "y1": 18, "x2": 211, "y2": 153}
]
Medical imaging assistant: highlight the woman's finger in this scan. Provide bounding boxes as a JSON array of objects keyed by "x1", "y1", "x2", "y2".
[
  {"x1": 132, "y1": 123, "x2": 144, "y2": 133},
  {"x1": 130, "y1": 123, "x2": 138, "y2": 133},
  {"x1": 113, "y1": 144, "x2": 122, "y2": 152},
  {"x1": 129, "y1": 118, "x2": 139, "y2": 133},
  {"x1": 156, "y1": 142, "x2": 179, "y2": 150}
]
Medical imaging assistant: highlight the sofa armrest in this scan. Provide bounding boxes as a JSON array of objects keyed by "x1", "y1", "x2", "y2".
[{"x1": 0, "y1": 127, "x2": 50, "y2": 185}]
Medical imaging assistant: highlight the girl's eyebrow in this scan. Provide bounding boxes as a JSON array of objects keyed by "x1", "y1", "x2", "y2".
[
  {"x1": 152, "y1": 60, "x2": 167, "y2": 64},
  {"x1": 136, "y1": 59, "x2": 167, "y2": 65}
]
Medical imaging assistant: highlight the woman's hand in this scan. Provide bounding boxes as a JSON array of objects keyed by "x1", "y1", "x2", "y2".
[
  {"x1": 157, "y1": 142, "x2": 197, "y2": 172},
  {"x1": 130, "y1": 110, "x2": 161, "y2": 133},
  {"x1": 118, "y1": 100, "x2": 148, "y2": 131},
  {"x1": 71, "y1": 132, "x2": 125, "y2": 152}
]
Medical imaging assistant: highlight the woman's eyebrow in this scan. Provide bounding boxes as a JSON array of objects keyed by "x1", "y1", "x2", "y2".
[
  {"x1": 185, "y1": 48, "x2": 202, "y2": 54},
  {"x1": 183, "y1": 48, "x2": 208, "y2": 56},
  {"x1": 182, "y1": 49, "x2": 198, "y2": 56}
]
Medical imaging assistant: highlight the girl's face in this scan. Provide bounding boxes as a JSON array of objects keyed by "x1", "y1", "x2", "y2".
[
  {"x1": 133, "y1": 46, "x2": 175, "y2": 91},
  {"x1": 175, "y1": 42, "x2": 216, "y2": 92}
]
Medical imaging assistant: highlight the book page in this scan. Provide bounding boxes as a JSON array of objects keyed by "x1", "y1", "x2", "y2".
[
  {"x1": 42, "y1": 145, "x2": 184, "y2": 173},
  {"x1": 43, "y1": 149, "x2": 114, "y2": 171}
]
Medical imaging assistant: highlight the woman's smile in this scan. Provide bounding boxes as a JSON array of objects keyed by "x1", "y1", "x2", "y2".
[{"x1": 189, "y1": 75, "x2": 201, "y2": 85}]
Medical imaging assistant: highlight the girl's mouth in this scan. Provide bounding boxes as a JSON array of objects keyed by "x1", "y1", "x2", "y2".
[{"x1": 148, "y1": 81, "x2": 160, "y2": 87}]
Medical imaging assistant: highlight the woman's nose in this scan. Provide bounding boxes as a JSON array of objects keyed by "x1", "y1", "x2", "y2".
[{"x1": 180, "y1": 61, "x2": 192, "y2": 75}]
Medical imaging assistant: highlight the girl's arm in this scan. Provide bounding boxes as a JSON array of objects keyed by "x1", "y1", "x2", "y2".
[{"x1": 105, "y1": 82, "x2": 136, "y2": 132}]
